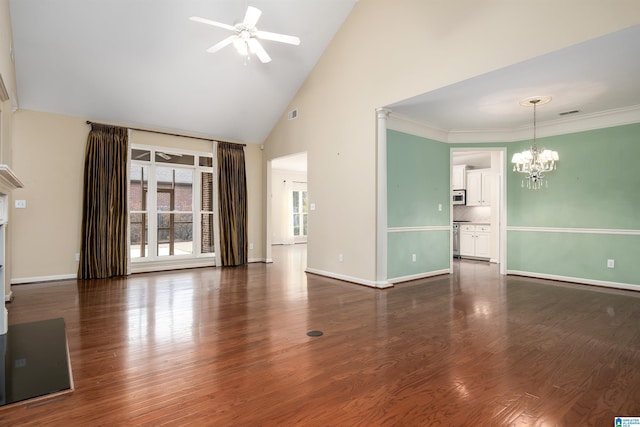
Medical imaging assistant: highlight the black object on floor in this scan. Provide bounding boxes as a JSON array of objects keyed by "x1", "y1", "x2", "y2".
[{"x1": 1, "y1": 318, "x2": 72, "y2": 407}]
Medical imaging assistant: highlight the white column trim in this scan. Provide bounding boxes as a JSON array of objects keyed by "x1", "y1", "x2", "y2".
[{"x1": 376, "y1": 108, "x2": 391, "y2": 287}]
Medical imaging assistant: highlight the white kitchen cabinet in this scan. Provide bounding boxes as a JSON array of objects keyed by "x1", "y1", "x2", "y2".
[
  {"x1": 466, "y1": 169, "x2": 492, "y2": 206},
  {"x1": 459, "y1": 227, "x2": 475, "y2": 257},
  {"x1": 474, "y1": 225, "x2": 491, "y2": 258},
  {"x1": 459, "y1": 224, "x2": 491, "y2": 259},
  {"x1": 452, "y1": 165, "x2": 466, "y2": 190}
]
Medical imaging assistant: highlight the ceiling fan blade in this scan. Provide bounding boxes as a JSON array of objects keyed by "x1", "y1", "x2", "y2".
[
  {"x1": 255, "y1": 30, "x2": 300, "y2": 45},
  {"x1": 206, "y1": 35, "x2": 236, "y2": 53},
  {"x1": 248, "y1": 38, "x2": 271, "y2": 63},
  {"x1": 189, "y1": 16, "x2": 236, "y2": 32},
  {"x1": 243, "y1": 6, "x2": 262, "y2": 29}
]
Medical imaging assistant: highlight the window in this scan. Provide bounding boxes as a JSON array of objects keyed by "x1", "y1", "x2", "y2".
[
  {"x1": 292, "y1": 189, "x2": 308, "y2": 240},
  {"x1": 130, "y1": 147, "x2": 215, "y2": 262}
]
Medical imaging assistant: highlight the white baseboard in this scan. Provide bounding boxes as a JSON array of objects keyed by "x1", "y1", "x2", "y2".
[
  {"x1": 12, "y1": 258, "x2": 269, "y2": 284},
  {"x1": 388, "y1": 269, "x2": 450, "y2": 284},
  {"x1": 5, "y1": 290, "x2": 12, "y2": 302},
  {"x1": 305, "y1": 268, "x2": 392, "y2": 289},
  {"x1": 12, "y1": 273, "x2": 77, "y2": 285},
  {"x1": 132, "y1": 259, "x2": 215, "y2": 274},
  {"x1": 507, "y1": 270, "x2": 640, "y2": 292}
]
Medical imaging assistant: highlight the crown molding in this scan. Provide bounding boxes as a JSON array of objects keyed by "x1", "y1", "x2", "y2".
[
  {"x1": 387, "y1": 112, "x2": 449, "y2": 142},
  {"x1": 387, "y1": 104, "x2": 640, "y2": 144}
]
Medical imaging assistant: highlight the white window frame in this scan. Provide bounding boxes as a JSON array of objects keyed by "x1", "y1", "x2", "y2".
[
  {"x1": 291, "y1": 186, "x2": 308, "y2": 242},
  {"x1": 129, "y1": 144, "x2": 216, "y2": 264}
]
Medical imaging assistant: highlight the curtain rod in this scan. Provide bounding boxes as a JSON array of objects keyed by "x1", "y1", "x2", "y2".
[{"x1": 86, "y1": 121, "x2": 246, "y2": 147}]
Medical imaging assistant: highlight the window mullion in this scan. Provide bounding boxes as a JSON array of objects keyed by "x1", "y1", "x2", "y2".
[{"x1": 148, "y1": 157, "x2": 158, "y2": 259}]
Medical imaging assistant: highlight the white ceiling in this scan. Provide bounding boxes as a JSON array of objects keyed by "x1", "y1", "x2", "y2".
[
  {"x1": 9, "y1": 2, "x2": 640, "y2": 150},
  {"x1": 9, "y1": 0, "x2": 357, "y2": 144},
  {"x1": 271, "y1": 152, "x2": 307, "y2": 173},
  {"x1": 388, "y1": 24, "x2": 640, "y2": 138}
]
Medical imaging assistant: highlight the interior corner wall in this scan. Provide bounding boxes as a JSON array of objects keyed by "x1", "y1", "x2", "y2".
[
  {"x1": 261, "y1": 0, "x2": 639, "y2": 286},
  {"x1": 387, "y1": 130, "x2": 450, "y2": 281},
  {"x1": 10, "y1": 109, "x2": 265, "y2": 282}
]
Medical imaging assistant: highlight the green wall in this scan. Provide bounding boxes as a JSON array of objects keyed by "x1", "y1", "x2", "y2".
[
  {"x1": 388, "y1": 123, "x2": 640, "y2": 287},
  {"x1": 508, "y1": 232, "x2": 639, "y2": 285},
  {"x1": 508, "y1": 124, "x2": 640, "y2": 229},
  {"x1": 387, "y1": 130, "x2": 450, "y2": 280},
  {"x1": 506, "y1": 123, "x2": 640, "y2": 287}
]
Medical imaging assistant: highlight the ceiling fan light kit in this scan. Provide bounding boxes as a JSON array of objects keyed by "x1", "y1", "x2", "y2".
[
  {"x1": 190, "y1": 6, "x2": 300, "y2": 64},
  {"x1": 512, "y1": 96, "x2": 559, "y2": 190}
]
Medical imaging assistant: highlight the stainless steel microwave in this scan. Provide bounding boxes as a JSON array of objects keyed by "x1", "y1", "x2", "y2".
[{"x1": 452, "y1": 190, "x2": 466, "y2": 205}]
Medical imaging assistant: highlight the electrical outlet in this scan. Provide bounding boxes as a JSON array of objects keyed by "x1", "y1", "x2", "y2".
[
  {"x1": 75, "y1": 253, "x2": 80, "y2": 262},
  {"x1": 338, "y1": 254, "x2": 343, "y2": 262},
  {"x1": 15, "y1": 200, "x2": 26, "y2": 209},
  {"x1": 607, "y1": 259, "x2": 615, "y2": 269},
  {"x1": 249, "y1": 243, "x2": 254, "y2": 250},
  {"x1": 438, "y1": 203, "x2": 442, "y2": 211},
  {"x1": 412, "y1": 253, "x2": 417, "y2": 262}
]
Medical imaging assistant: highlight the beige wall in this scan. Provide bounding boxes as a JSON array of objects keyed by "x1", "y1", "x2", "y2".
[
  {"x1": 262, "y1": 0, "x2": 640, "y2": 284},
  {"x1": 11, "y1": 111, "x2": 85, "y2": 281},
  {"x1": 10, "y1": 109, "x2": 264, "y2": 282},
  {"x1": 244, "y1": 142, "x2": 265, "y2": 262},
  {"x1": 1, "y1": 0, "x2": 18, "y2": 299}
]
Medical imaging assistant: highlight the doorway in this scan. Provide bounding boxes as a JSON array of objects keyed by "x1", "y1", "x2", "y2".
[
  {"x1": 267, "y1": 152, "x2": 308, "y2": 253},
  {"x1": 451, "y1": 148, "x2": 506, "y2": 274}
]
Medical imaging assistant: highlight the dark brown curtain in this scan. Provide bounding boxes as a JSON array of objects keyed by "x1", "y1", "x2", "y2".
[
  {"x1": 78, "y1": 124, "x2": 128, "y2": 279},
  {"x1": 217, "y1": 142, "x2": 247, "y2": 266}
]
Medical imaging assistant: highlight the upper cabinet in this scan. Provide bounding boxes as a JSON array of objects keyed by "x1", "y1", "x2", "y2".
[
  {"x1": 466, "y1": 169, "x2": 492, "y2": 206},
  {"x1": 452, "y1": 165, "x2": 466, "y2": 190}
]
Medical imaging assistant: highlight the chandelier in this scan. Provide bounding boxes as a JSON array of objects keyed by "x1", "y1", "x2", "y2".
[{"x1": 512, "y1": 97, "x2": 559, "y2": 189}]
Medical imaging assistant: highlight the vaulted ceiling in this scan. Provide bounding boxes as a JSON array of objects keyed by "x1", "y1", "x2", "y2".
[
  {"x1": 9, "y1": 0, "x2": 357, "y2": 144},
  {"x1": 9, "y1": 2, "x2": 640, "y2": 150}
]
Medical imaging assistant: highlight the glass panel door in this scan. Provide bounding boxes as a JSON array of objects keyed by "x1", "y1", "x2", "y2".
[{"x1": 292, "y1": 190, "x2": 308, "y2": 241}]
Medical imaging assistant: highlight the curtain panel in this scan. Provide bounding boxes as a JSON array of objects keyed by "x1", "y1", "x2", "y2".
[
  {"x1": 78, "y1": 123, "x2": 129, "y2": 279},
  {"x1": 217, "y1": 142, "x2": 247, "y2": 266}
]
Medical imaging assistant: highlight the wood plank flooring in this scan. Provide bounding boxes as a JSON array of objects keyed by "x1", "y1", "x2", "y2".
[{"x1": 2, "y1": 245, "x2": 640, "y2": 426}]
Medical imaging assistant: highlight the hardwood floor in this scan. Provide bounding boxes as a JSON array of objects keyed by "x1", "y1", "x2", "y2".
[{"x1": 2, "y1": 245, "x2": 640, "y2": 425}]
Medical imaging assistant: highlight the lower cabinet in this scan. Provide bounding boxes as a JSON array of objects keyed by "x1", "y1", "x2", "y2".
[{"x1": 459, "y1": 224, "x2": 490, "y2": 259}]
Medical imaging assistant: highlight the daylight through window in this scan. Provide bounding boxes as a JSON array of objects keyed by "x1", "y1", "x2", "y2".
[{"x1": 130, "y1": 147, "x2": 215, "y2": 261}]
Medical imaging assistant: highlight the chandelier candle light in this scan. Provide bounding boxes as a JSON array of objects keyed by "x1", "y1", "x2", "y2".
[{"x1": 512, "y1": 97, "x2": 559, "y2": 189}]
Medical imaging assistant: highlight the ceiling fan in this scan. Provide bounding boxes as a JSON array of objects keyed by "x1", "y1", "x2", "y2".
[{"x1": 190, "y1": 6, "x2": 300, "y2": 63}]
